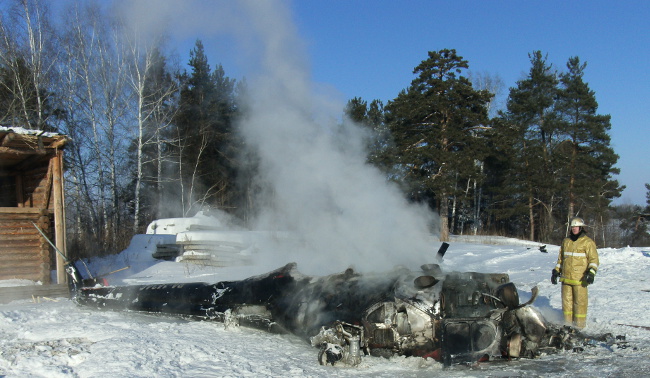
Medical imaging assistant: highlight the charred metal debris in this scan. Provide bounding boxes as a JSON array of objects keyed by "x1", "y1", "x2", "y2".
[{"x1": 64, "y1": 245, "x2": 629, "y2": 367}]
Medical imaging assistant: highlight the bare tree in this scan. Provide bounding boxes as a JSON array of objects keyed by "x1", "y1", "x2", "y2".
[
  {"x1": 57, "y1": 2, "x2": 132, "y2": 252},
  {"x1": 123, "y1": 28, "x2": 178, "y2": 233},
  {"x1": 469, "y1": 70, "x2": 505, "y2": 118},
  {"x1": 0, "y1": 0, "x2": 58, "y2": 129}
]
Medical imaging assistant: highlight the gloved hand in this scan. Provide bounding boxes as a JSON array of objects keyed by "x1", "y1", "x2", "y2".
[
  {"x1": 551, "y1": 269, "x2": 560, "y2": 285},
  {"x1": 582, "y1": 268, "x2": 596, "y2": 286}
]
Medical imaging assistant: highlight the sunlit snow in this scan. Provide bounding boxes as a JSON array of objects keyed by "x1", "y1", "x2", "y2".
[{"x1": 1, "y1": 220, "x2": 649, "y2": 377}]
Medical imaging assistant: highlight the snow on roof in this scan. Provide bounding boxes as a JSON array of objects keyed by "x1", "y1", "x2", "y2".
[{"x1": 0, "y1": 125, "x2": 62, "y2": 138}]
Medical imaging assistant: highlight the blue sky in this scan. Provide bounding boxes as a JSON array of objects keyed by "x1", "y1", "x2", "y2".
[
  {"x1": 286, "y1": 0, "x2": 649, "y2": 206},
  {"x1": 116, "y1": 0, "x2": 648, "y2": 206},
  {"x1": 160, "y1": 0, "x2": 648, "y2": 205}
]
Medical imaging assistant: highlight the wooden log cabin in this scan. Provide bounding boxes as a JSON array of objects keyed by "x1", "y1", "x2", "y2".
[{"x1": 0, "y1": 126, "x2": 68, "y2": 284}]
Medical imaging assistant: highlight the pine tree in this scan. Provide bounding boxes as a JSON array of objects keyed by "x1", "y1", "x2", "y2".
[
  {"x1": 174, "y1": 40, "x2": 238, "y2": 216},
  {"x1": 385, "y1": 49, "x2": 492, "y2": 240},
  {"x1": 495, "y1": 52, "x2": 623, "y2": 243},
  {"x1": 483, "y1": 115, "x2": 531, "y2": 237},
  {"x1": 502, "y1": 51, "x2": 560, "y2": 241},
  {"x1": 555, "y1": 57, "x2": 623, "y2": 240},
  {"x1": 344, "y1": 97, "x2": 389, "y2": 168}
]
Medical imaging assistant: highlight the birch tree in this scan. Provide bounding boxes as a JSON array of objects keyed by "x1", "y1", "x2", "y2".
[
  {"x1": 0, "y1": 0, "x2": 58, "y2": 130},
  {"x1": 123, "y1": 29, "x2": 178, "y2": 233},
  {"x1": 57, "y1": 2, "x2": 131, "y2": 252}
]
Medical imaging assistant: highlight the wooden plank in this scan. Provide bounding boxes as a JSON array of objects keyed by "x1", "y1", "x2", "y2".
[
  {"x1": 0, "y1": 212, "x2": 45, "y2": 218},
  {"x1": 0, "y1": 251, "x2": 43, "y2": 260},
  {"x1": 0, "y1": 243, "x2": 44, "y2": 251},
  {"x1": 0, "y1": 222, "x2": 48, "y2": 231},
  {"x1": 0, "y1": 259, "x2": 47, "y2": 269},
  {"x1": 0, "y1": 220, "x2": 43, "y2": 226},
  {"x1": 0, "y1": 233, "x2": 42, "y2": 241},
  {"x1": 0, "y1": 230, "x2": 42, "y2": 237},
  {"x1": 0, "y1": 239, "x2": 43, "y2": 247},
  {"x1": 0, "y1": 247, "x2": 45, "y2": 257},
  {"x1": 0, "y1": 221, "x2": 42, "y2": 228},
  {"x1": 0, "y1": 258, "x2": 43, "y2": 266},
  {"x1": 0, "y1": 207, "x2": 43, "y2": 214},
  {"x1": 0, "y1": 229, "x2": 42, "y2": 237},
  {"x1": 52, "y1": 150, "x2": 67, "y2": 284},
  {"x1": 43, "y1": 160, "x2": 53, "y2": 209},
  {"x1": 0, "y1": 241, "x2": 43, "y2": 248},
  {"x1": 0, "y1": 284, "x2": 69, "y2": 304},
  {"x1": 0, "y1": 146, "x2": 47, "y2": 156},
  {"x1": 0, "y1": 224, "x2": 42, "y2": 232},
  {"x1": 0, "y1": 247, "x2": 46, "y2": 256},
  {"x1": 0, "y1": 260, "x2": 44, "y2": 268},
  {"x1": 0, "y1": 228, "x2": 41, "y2": 235}
]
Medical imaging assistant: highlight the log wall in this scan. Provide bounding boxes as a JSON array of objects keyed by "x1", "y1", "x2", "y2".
[
  {"x1": 1, "y1": 130, "x2": 68, "y2": 285},
  {"x1": 19, "y1": 165, "x2": 51, "y2": 209},
  {"x1": 0, "y1": 208, "x2": 53, "y2": 283}
]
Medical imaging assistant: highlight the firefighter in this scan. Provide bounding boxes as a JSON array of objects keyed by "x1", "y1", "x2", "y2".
[{"x1": 550, "y1": 217, "x2": 599, "y2": 329}]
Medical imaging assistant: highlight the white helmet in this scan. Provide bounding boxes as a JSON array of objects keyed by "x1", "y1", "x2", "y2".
[{"x1": 570, "y1": 217, "x2": 586, "y2": 227}]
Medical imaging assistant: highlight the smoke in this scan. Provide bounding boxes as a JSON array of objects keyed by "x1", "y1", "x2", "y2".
[{"x1": 118, "y1": 0, "x2": 439, "y2": 275}]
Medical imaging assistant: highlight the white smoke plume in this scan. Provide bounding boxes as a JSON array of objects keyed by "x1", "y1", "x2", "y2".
[{"x1": 118, "y1": 0, "x2": 440, "y2": 275}]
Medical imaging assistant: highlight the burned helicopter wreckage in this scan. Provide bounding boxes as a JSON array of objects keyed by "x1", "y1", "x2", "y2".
[{"x1": 66, "y1": 244, "x2": 611, "y2": 366}]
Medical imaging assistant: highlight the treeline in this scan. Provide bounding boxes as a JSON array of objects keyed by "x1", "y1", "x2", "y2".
[
  {"x1": 348, "y1": 50, "x2": 649, "y2": 247},
  {"x1": 1, "y1": 1, "x2": 249, "y2": 257},
  {"x1": 1, "y1": 1, "x2": 647, "y2": 256}
]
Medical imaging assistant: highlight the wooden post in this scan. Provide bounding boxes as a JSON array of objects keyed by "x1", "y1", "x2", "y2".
[
  {"x1": 52, "y1": 150, "x2": 67, "y2": 284},
  {"x1": 16, "y1": 175, "x2": 24, "y2": 207}
]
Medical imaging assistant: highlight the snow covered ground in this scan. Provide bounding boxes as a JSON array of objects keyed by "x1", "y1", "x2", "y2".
[{"x1": 1, "y1": 232, "x2": 649, "y2": 377}]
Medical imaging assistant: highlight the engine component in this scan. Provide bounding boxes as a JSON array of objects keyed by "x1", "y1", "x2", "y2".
[{"x1": 68, "y1": 259, "x2": 615, "y2": 367}]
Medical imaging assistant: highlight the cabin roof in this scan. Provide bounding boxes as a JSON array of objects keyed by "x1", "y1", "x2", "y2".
[{"x1": 0, "y1": 126, "x2": 68, "y2": 169}]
